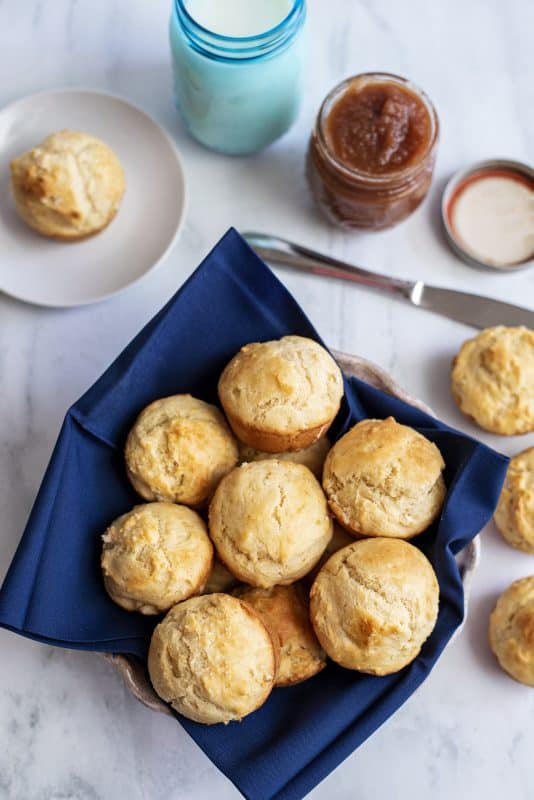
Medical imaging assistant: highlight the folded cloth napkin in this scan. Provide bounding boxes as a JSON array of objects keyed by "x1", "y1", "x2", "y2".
[{"x1": 0, "y1": 228, "x2": 508, "y2": 800}]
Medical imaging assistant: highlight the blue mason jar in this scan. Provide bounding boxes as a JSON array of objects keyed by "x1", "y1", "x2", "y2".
[{"x1": 170, "y1": 0, "x2": 307, "y2": 155}]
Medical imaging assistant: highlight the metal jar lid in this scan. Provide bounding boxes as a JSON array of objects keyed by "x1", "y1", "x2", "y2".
[{"x1": 441, "y1": 158, "x2": 534, "y2": 272}]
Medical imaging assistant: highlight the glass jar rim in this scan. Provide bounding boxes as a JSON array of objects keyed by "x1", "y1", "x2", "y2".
[
  {"x1": 315, "y1": 72, "x2": 439, "y2": 185},
  {"x1": 175, "y1": 0, "x2": 304, "y2": 60}
]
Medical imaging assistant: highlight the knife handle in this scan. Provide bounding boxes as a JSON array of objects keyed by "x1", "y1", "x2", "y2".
[{"x1": 243, "y1": 233, "x2": 415, "y2": 299}]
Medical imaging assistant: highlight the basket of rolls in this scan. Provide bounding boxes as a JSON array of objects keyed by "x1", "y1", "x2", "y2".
[{"x1": 0, "y1": 229, "x2": 509, "y2": 800}]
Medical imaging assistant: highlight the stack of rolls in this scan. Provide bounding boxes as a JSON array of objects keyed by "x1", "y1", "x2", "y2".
[{"x1": 100, "y1": 334, "x2": 448, "y2": 724}]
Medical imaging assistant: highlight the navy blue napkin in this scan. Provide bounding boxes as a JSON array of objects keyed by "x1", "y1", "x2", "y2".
[{"x1": 0, "y1": 228, "x2": 508, "y2": 800}]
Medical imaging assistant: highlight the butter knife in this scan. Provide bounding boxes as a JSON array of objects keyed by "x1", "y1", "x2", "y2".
[{"x1": 243, "y1": 232, "x2": 534, "y2": 330}]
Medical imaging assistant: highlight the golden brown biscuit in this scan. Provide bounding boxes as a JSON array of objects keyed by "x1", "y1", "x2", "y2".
[
  {"x1": 209, "y1": 460, "x2": 332, "y2": 588},
  {"x1": 451, "y1": 326, "x2": 534, "y2": 435},
  {"x1": 148, "y1": 594, "x2": 278, "y2": 723},
  {"x1": 310, "y1": 538, "x2": 439, "y2": 675},
  {"x1": 218, "y1": 336, "x2": 344, "y2": 452},
  {"x1": 236, "y1": 584, "x2": 326, "y2": 686},
  {"x1": 322, "y1": 417, "x2": 446, "y2": 539},
  {"x1": 10, "y1": 130, "x2": 125, "y2": 240},
  {"x1": 101, "y1": 502, "x2": 212, "y2": 614},
  {"x1": 203, "y1": 558, "x2": 238, "y2": 594},
  {"x1": 238, "y1": 436, "x2": 330, "y2": 479},
  {"x1": 494, "y1": 448, "x2": 534, "y2": 553},
  {"x1": 125, "y1": 395, "x2": 239, "y2": 507},
  {"x1": 489, "y1": 576, "x2": 534, "y2": 686}
]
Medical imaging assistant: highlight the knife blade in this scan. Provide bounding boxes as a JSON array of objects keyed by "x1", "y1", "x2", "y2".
[{"x1": 243, "y1": 232, "x2": 534, "y2": 330}]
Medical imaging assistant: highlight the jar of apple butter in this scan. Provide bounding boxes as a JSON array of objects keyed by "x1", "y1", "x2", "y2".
[{"x1": 307, "y1": 73, "x2": 439, "y2": 230}]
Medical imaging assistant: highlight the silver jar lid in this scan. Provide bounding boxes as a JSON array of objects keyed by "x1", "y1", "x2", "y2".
[{"x1": 441, "y1": 158, "x2": 534, "y2": 271}]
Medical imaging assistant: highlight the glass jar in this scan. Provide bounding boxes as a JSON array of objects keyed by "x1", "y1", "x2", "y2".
[
  {"x1": 307, "y1": 73, "x2": 439, "y2": 230},
  {"x1": 170, "y1": 0, "x2": 307, "y2": 155}
]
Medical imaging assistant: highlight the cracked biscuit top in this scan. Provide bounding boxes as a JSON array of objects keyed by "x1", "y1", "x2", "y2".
[
  {"x1": 451, "y1": 325, "x2": 534, "y2": 435},
  {"x1": 209, "y1": 460, "x2": 333, "y2": 588},
  {"x1": 322, "y1": 417, "x2": 446, "y2": 539},
  {"x1": 310, "y1": 538, "x2": 439, "y2": 675},
  {"x1": 101, "y1": 502, "x2": 213, "y2": 614},
  {"x1": 125, "y1": 394, "x2": 239, "y2": 507},
  {"x1": 10, "y1": 130, "x2": 125, "y2": 240},
  {"x1": 148, "y1": 593, "x2": 277, "y2": 724},
  {"x1": 218, "y1": 336, "x2": 344, "y2": 452}
]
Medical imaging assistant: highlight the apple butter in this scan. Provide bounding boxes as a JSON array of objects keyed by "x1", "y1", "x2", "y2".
[{"x1": 307, "y1": 73, "x2": 439, "y2": 230}]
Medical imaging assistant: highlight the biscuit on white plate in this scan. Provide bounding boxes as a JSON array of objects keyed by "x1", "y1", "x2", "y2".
[{"x1": 10, "y1": 130, "x2": 125, "y2": 240}]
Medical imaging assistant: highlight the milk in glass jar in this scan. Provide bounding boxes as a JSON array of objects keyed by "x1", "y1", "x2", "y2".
[{"x1": 170, "y1": 0, "x2": 307, "y2": 154}]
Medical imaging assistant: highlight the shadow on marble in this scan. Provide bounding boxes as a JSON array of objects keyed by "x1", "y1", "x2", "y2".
[
  {"x1": 240, "y1": 146, "x2": 328, "y2": 227},
  {"x1": 0, "y1": 290, "x2": 89, "y2": 316},
  {"x1": 0, "y1": 411, "x2": 69, "y2": 583},
  {"x1": 463, "y1": 587, "x2": 503, "y2": 679},
  {"x1": 418, "y1": 347, "x2": 462, "y2": 423}
]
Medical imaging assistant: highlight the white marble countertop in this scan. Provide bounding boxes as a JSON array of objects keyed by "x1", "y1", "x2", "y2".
[{"x1": 0, "y1": 1, "x2": 533, "y2": 798}]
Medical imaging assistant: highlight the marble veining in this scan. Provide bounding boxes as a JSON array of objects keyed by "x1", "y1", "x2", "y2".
[{"x1": 0, "y1": 0, "x2": 533, "y2": 799}]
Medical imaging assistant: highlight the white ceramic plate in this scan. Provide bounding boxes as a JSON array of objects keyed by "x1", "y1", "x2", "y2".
[{"x1": 0, "y1": 89, "x2": 187, "y2": 307}]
